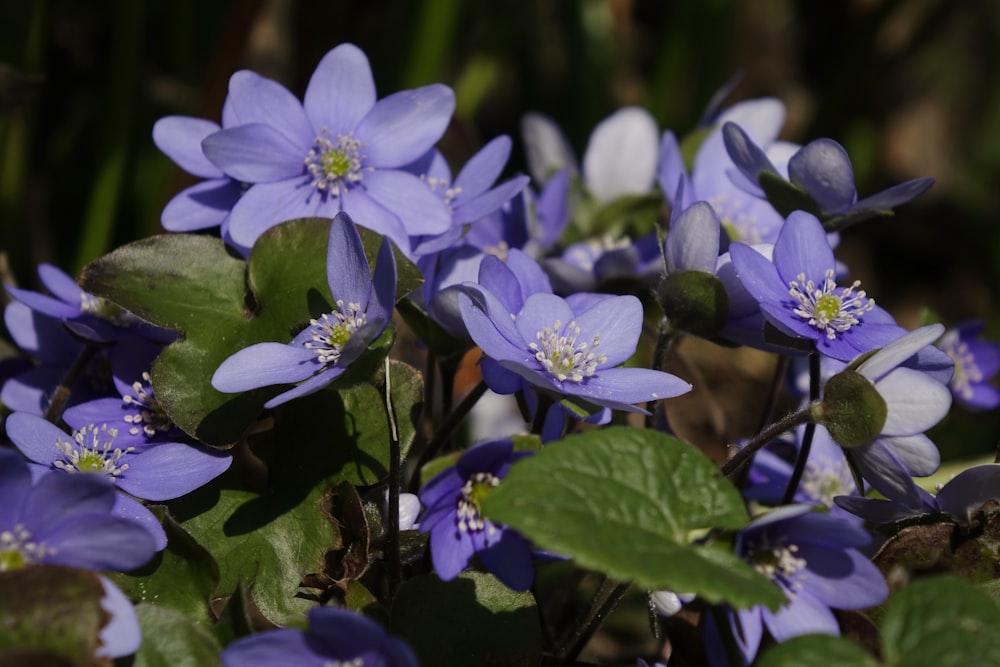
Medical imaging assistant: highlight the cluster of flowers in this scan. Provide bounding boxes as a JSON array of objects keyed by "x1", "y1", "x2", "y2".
[{"x1": 3, "y1": 41, "x2": 1000, "y2": 665}]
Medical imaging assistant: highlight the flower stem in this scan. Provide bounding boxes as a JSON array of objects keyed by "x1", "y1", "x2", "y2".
[
  {"x1": 414, "y1": 379, "x2": 488, "y2": 472},
  {"x1": 781, "y1": 352, "x2": 820, "y2": 504},
  {"x1": 720, "y1": 405, "x2": 813, "y2": 480},
  {"x1": 558, "y1": 578, "x2": 631, "y2": 664},
  {"x1": 380, "y1": 357, "x2": 402, "y2": 601},
  {"x1": 648, "y1": 318, "x2": 681, "y2": 430},
  {"x1": 44, "y1": 342, "x2": 100, "y2": 422}
]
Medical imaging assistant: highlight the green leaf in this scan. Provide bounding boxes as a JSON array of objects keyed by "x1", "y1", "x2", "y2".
[
  {"x1": 129, "y1": 604, "x2": 222, "y2": 667},
  {"x1": 79, "y1": 218, "x2": 421, "y2": 447},
  {"x1": 110, "y1": 509, "x2": 220, "y2": 626},
  {"x1": 169, "y1": 481, "x2": 337, "y2": 626},
  {"x1": 480, "y1": 427, "x2": 784, "y2": 610},
  {"x1": 0, "y1": 565, "x2": 106, "y2": 663},
  {"x1": 881, "y1": 575, "x2": 1000, "y2": 667},
  {"x1": 757, "y1": 634, "x2": 879, "y2": 667},
  {"x1": 391, "y1": 572, "x2": 541, "y2": 667}
]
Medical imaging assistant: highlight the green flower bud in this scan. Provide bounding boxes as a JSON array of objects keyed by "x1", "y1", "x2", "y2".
[
  {"x1": 656, "y1": 270, "x2": 729, "y2": 338},
  {"x1": 814, "y1": 370, "x2": 888, "y2": 448}
]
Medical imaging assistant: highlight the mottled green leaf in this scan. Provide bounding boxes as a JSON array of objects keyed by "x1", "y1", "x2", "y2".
[
  {"x1": 481, "y1": 427, "x2": 783, "y2": 609},
  {"x1": 79, "y1": 218, "x2": 421, "y2": 447},
  {"x1": 129, "y1": 604, "x2": 221, "y2": 667},
  {"x1": 391, "y1": 572, "x2": 541, "y2": 667},
  {"x1": 757, "y1": 634, "x2": 878, "y2": 667},
  {"x1": 881, "y1": 575, "x2": 1000, "y2": 667}
]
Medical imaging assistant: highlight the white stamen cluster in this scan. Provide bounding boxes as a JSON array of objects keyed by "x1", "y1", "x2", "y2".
[
  {"x1": 800, "y1": 454, "x2": 855, "y2": 505},
  {"x1": 0, "y1": 525, "x2": 54, "y2": 570},
  {"x1": 122, "y1": 372, "x2": 173, "y2": 438},
  {"x1": 943, "y1": 338, "x2": 983, "y2": 400},
  {"x1": 53, "y1": 424, "x2": 133, "y2": 478},
  {"x1": 456, "y1": 472, "x2": 500, "y2": 533},
  {"x1": 529, "y1": 320, "x2": 607, "y2": 383},
  {"x1": 749, "y1": 537, "x2": 807, "y2": 595},
  {"x1": 304, "y1": 301, "x2": 366, "y2": 365},
  {"x1": 788, "y1": 269, "x2": 874, "y2": 340},
  {"x1": 420, "y1": 174, "x2": 463, "y2": 209},
  {"x1": 305, "y1": 130, "x2": 365, "y2": 194}
]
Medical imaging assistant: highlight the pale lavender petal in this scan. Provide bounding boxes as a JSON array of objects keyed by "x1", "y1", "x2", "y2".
[
  {"x1": 152, "y1": 116, "x2": 224, "y2": 178},
  {"x1": 571, "y1": 295, "x2": 643, "y2": 367},
  {"x1": 161, "y1": 179, "x2": 239, "y2": 232},
  {"x1": 6, "y1": 411, "x2": 67, "y2": 466},
  {"x1": 457, "y1": 288, "x2": 528, "y2": 363},
  {"x1": 453, "y1": 175, "x2": 529, "y2": 226},
  {"x1": 797, "y1": 545, "x2": 887, "y2": 609},
  {"x1": 112, "y1": 494, "x2": 166, "y2": 551},
  {"x1": 6, "y1": 286, "x2": 80, "y2": 319},
  {"x1": 43, "y1": 513, "x2": 156, "y2": 571},
  {"x1": 221, "y1": 629, "x2": 322, "y2": 667},
  {"x1": 761, "y1": 589, "x2": 839, "y2": 641},
  {"x1": 430, "y1": 520, "x2": 474, "y2": 580},
  {"x1": 225, "y1": 70, "x2": 314, "y2": 146},
  {"x1": 876, "y1": 367, "x2": 952, "y2": 435},
  {"x1": 263, "y1": 366, "x2": 343, "y2": 408},
  {"x1": 721, "y1": 122, "x2": 777, "y2": 193},
  {"x1": 657, "y1": 130, "x2": 688, "y2": 208},
  {"x1": 326, "y1": 212, "x2": 371, "y2": 307},
  {"x1": 226, "y1": 180, "x2": 326, "y2": 251},
  {"x1": 477, "y1": 529, "x2": 534, "y2": 591},
  {"x1": 856, "y1": 324, "x2": 945, "y2": 382},
  {"x1": 583, "y1": 106, "x2": 659, "y2": 202},
  {"x1": 788, "y1": 139, "x2": 857, "y2": 214},
  {"x1": 879, "y1": 433, "x2": 940, "y2": 477},
  {"x1": 212, "y1": 343, "x2": 318, "y2": 393},
  {"x1": 202, "y1": 124, "x2": 304, "y2": 183},
  {"x1": 0, "y1": 450, "x2": 32, "y2": 526},
  {"x1": 936, "y1": 465, "x2": 1000, "y2": 517},
  {"x1": 360, "y1": 169, "x2": 452, "y2": 237},
  {"x1": 520, "y1": 111, "x2": 577, "y2": 184},
  {"x1": 852, "y1": 442, "x2": 924, "y2": 507},
  {"x1": 854, "y1": 177, "x2": 934, "y2": 212},
  {"x1": 513, "y1": 293, "x2": 575, "y2": 346},
  {"x1": 355, "y1": 85, "x2": 455, "y2": 167},
  {"x1": 303, "y1": 43, "x2": 377, "y2": 135},
  {"x1": 567, "y1": 367, "x2": 691, "y2": 405},
  {"x1": 772, "y1": 211, "x2": 835, "y2": 285},
  {"x1": 96, "y1": 576, "x2": 142, "y2": 658},
  {"x1": 666, "y1": 202, "x2": 722, "y2": 274},
  {"x1": 117, "y1": 442, "x2": 232, "y2": 501},
  {"x1": 727, "y1": 242, "x2": 790, "y2": 305},
  {"x1": 454, "y1": 135, "x2": 512, "y2": 199}
]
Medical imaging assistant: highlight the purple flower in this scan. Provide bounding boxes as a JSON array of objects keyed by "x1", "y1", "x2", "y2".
[
  {"x1": 821, "y1": 325, "x2": 952, "y2": 506},
  {"x1": 708, "y1": 505, "x2": 887, "y2": 666},
  {"x1": 729, "y1": 210, "x2": 903, "y2": 360},
  {"x1": 937, "y1": 320, "x2": 1000, "y2": 411},
  {"x1": 722, "y1": 123, "x2": 933, "y2": 220},
  {"x1": 0, "y1": 448, "x2": 156, "y2": 573},
  {"x1": 419, "y1": 439, "x2": 535, "y2": 590},
  {"x1": 5, "y1": 411, "x2": 231, "y2": 503},
  {"x1": 659, "y1": 98, "x2": 795, "y2": 245},
  {"x1": 458, "y1": 285, "x2": 691, "y2": 414},
  {"x1": 152, "y1": 113, "x2": 242, "y2": 238},
  {"x1": 202, "y1": 43, "x2": 455, "y2": 256},
  {"x1": 212, "y1": 212, "x2": 395, "y2": 408},
  {"x1": 220, "y1": 606, "x2": 417, "y2": 667},
  {"x1": 836, "y1": 463, "x2": 1000, "y2": 525}
]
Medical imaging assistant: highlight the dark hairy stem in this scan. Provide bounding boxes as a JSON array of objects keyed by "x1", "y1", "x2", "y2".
[
  {"x1": 648, "y1": 318, "x2": 681, "y2": 430},
  {"x1": 380, "y1": 358, "x2": 402, "y2": 601},
  {"x1": 415, "y1": 379, "x2": 488, "y2": 470},
  {"x1": 720, "y1": 405, "x2": 813, "y2": 480},
  {"x1": 559, "y1": 579, "x2": 631, "y2": 664},
  {"x1": 780, "y1": 352, "x2": 821, "y2": 505},
  {"x1": 44, "y1": 342, "x2": 100, "y2": 422}
]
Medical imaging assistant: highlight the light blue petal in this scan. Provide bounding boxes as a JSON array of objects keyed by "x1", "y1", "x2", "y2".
[{"x1": 212, "y1": 343, "x2": 317, "y2": 393}]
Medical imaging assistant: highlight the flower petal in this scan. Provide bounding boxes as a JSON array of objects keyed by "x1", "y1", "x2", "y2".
[
  {"x1": 161, "y1": 179, "x2": 239, "y2": 232},
  {"x1": 772, "y1": 211, "x2": 835, "y2": 285},
  {"x1": 303, "y1": 43, "x2": 377, "y2": 135},
  {"x1": 221, "y1": 629, "x2": 321, "y2": 667},
  {"x1": 570, "y1": 295, "x2": 643, "y2": 367},
  {"x1": 225, "y1": 70, "x2": 314, "y2": 146},
  {"x1": 787, "y1": 139, "x2": 857, "y2": 215},
  {"x1": 360, "y1": 169, "x2": 452, "y2": 237},
  {"x1": 879, "y1": 433, "x2": 941, "y2": 477},
  {"x1": 477, "y1": 529, "x2": 535, "y2": 591},
  {"x1": 520, "y1": 111, "x2": 577, "y2": 184},
  {"x1": 96, "y1": 577, "x2": 142, "y2": 658},
  {"x1": 454, "y1": 135, "x2": 512, "y2": 199},
  {"x1": 853, "y1": 177, "x2": 934, "y2": 212},
  {"x1": 202, "y1": 124, "x2": 304, "y2": 183},
  {"x1": 582, "y1": 106, "x2": 658, "y2": 201},
  {"x1": 117, "y1": 442, "x2": 232, "y2": 501},
  {"x1": 43, "y1": 512, "x2": 157, "y2": 571},
  {"x1": 666, "y1": 201, "x2": 722, "y2": 274},
  {"x1": 761, "y1": 589, "x2": 840, "y2": 641},
  {"x1": 226, "y1": 180, "x2": 327, "y2": 252},
  {"x1": 212, "y1": 343, "x2": 318, "y2": 393},
  {"x1": 564, "y1": 367, "x2": 691, "y2": 406},
  {"x1": 153, "y1": 116, "x2": 224, "y2": 178},
  {"x1": 876, "y1": 367, "x2": 952, "y2": 435},
  {"x1": 856, "y1": 324, "x2": 945, "y2": 382},
  {"x1": 326, "y1": 212, "x2": 371, "y2": 307},
  {"x1": 355, "y1": 85, "x2": 455, "y2": 167},
  {"x1": 6, "y1": 411, "x2": 68, "y2": 466}
]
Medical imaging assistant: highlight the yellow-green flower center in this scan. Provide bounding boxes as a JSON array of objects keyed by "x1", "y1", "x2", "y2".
[
  {"x1": 788, "y1": 268, "x2": 875, "y2": 340},
  {"x1": 529, "y1": 319, "x2": 607, "y2": 383},
  {"x1": 305, "y1": 130, "x2": 365, "y2": 195},
  {"x1": 53, "y1": 423, "x2": 133, "y2": 478},
  {"x1": 305, "y1": 301, "x2": 367, "y2": 365},
  {"x1": 0, "y1": 526, "x2": 53, "y2": 571},
  {"x1": 457, "y1": 472, "x2": 501, "y2": 533}
]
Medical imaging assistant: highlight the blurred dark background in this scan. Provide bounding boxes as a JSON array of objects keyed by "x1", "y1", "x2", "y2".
[{"x1": 1, "y1": 0, "x2": 999, "y2": 458}]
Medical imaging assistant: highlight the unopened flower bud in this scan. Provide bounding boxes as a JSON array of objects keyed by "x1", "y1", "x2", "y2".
[{"x1": 814, "y1": 370, "x2": 888, "y2": 448}]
